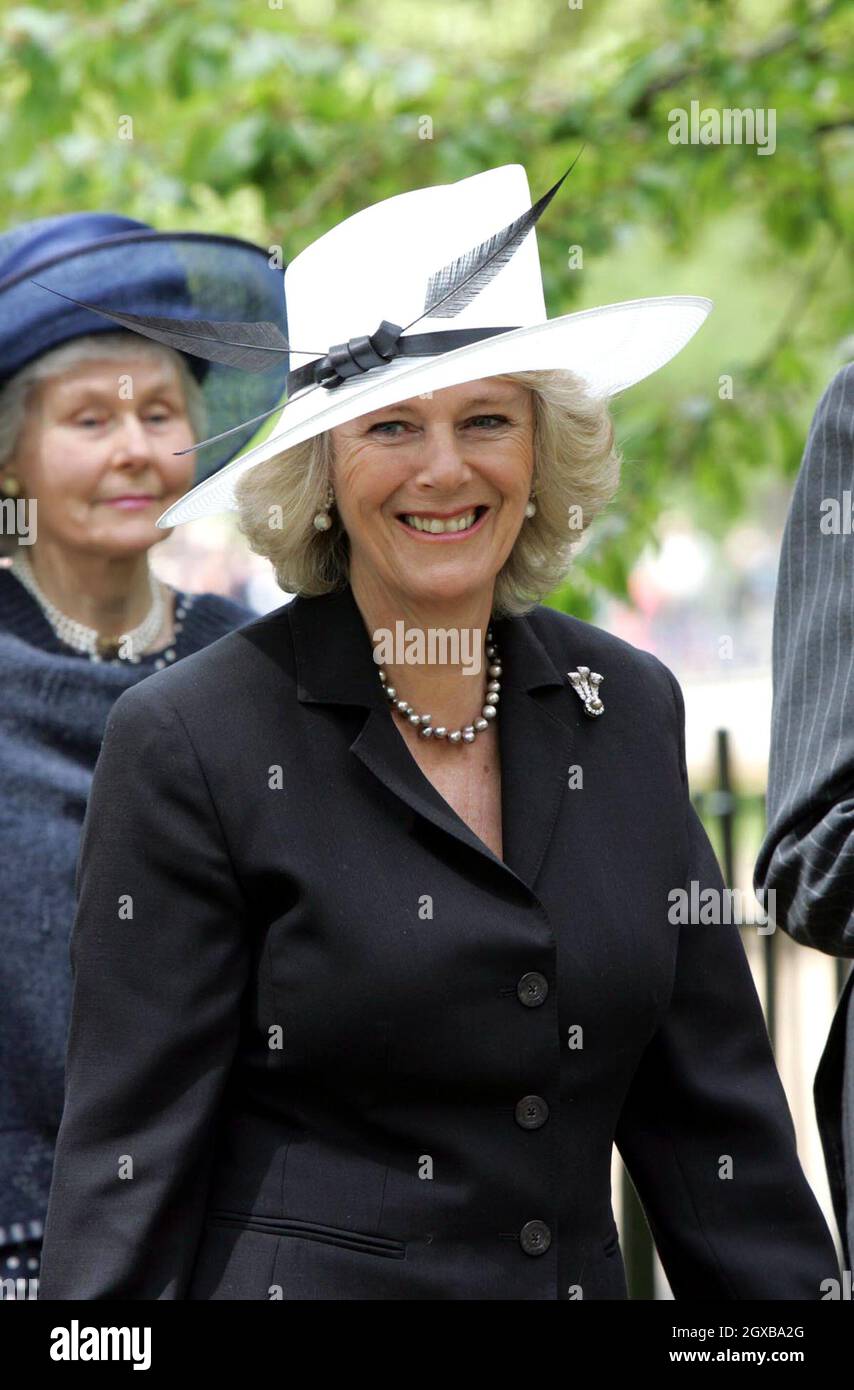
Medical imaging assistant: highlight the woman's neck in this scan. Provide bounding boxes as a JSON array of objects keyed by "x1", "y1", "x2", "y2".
[
  {"x1": 19, "y1": 542, "x2": 158, "y2": 636},
  {"x1": 350, "y1": 572, "x2": 497, "y2": 734}
]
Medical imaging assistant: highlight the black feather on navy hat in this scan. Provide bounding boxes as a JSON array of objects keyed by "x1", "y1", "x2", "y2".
[{"x1": 0, "y1": 211, "x2": 288, "y2": 483}]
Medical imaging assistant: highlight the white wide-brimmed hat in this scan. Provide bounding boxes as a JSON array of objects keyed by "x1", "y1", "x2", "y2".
[{"x1": 36, "y1": 160, "x2": 713, "y2": 528}]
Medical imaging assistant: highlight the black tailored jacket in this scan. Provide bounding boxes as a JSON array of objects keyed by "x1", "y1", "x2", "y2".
[{"x1": 37, "y1": 582, "x2": 839, "y2": 1300}]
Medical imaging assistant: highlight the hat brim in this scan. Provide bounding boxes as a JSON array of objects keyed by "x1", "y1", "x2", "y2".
[
  {"x1": 1, "y1": 230, "x2": 288, "y2": 486},
  {"x1": 156, "y1": 294, "x2": 712, "y2": 528}
]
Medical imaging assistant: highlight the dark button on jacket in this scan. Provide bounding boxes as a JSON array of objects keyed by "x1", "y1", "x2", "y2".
[
  {"x1": 517, "y1": 972, "x2": 548, "y2": 1007},
  {"x1": 37, "y1": 583, "x2": 839, "y2": 1300},
  {"x1": 520, "y1": 1220, "x2": 552, "y2": 1256},
  {"x1": 515, "y1": 1096, "x2": 549, "y2": 1129}
]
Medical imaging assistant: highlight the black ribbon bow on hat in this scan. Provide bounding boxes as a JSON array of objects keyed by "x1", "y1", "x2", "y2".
[
  {"x1": 311, "y1": 319, "x2": 404, "y2": 387},
  {"x1": 287, "y1": 319, "x2": 521, "y2": 395},
  {"x1": 31, "y1": 147, "x2": 584, "y2": 456}
]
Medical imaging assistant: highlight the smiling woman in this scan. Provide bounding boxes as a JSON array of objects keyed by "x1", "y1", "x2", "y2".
[
  {"x1": 234, "y1": 366, "x2": 620, "y2": 618},
  {"x1": 33, "y1": 168, "x2": 838, "y2": 1304}
]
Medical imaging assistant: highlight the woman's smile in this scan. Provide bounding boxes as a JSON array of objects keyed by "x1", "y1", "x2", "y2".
[{"x1": 394, "y1": 503, "x2": 491, "y2": 541}]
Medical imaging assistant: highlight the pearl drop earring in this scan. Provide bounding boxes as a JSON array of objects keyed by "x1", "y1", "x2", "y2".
[
  {"x1": 313, "y1": 483, "x2": 335, "y2": 531},
  {"x1": 524, "y1": 495, "x2": 537, "y2": 518}
]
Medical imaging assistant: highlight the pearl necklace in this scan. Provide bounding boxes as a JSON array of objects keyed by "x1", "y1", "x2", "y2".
[
  {"x1": 377, "y1": 625, "x2": 501, "y2": 745},
  {"x1": 10, "y1": 548, "x2": 171, "y2": 664}
]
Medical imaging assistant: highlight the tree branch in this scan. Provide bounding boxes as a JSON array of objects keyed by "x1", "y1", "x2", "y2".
[{"x1": 628, "y1": 0, "x2": 843, "y2": 117}]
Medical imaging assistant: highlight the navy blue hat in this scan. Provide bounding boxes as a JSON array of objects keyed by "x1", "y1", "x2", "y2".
[{"x1": 0, "y1": 212, "x2": 288, "y2": 482}]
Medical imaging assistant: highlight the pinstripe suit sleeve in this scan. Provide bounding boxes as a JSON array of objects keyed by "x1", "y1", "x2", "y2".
[{"x1": 754, "y1": 362, "x2": 854, "y2": 955}]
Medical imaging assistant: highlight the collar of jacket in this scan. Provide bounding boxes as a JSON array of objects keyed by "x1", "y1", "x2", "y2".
[
  {"x1": 286, "y1": 582, "x2": 578, "y2": 895},
  {"x1": 286, "y1": 580, "x2": 567, "y2": 707}
]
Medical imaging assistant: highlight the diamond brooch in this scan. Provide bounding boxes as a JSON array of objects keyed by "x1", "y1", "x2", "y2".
[{"x1": 567, "y1": 665, "x2": 604, "y2": 718}]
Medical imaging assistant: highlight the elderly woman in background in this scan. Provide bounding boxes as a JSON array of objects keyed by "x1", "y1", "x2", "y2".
[
  {"x1": 0, "y1": 212, "x2": 287, "y2": 1299},
  {"x1": 36, "y1": 166, "x2": 839, "y2": 1299}
]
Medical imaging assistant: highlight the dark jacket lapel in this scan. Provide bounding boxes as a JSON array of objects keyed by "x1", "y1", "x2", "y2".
[{"x1": 287, "y1": 583, "x2": 582, "y2": 893}]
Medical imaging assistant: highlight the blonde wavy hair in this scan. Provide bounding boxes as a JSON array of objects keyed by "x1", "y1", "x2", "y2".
[{"x1": 234, "y1": 368, "x2": 621, "y2": 617}]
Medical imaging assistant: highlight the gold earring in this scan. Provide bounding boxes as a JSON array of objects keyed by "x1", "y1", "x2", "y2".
[
  {"x1": 313, "y1": 482, "x2": 335, "y2": 532},
  {"x1": 1, "y1": 474, "x2": 22, "y2": 498}
]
